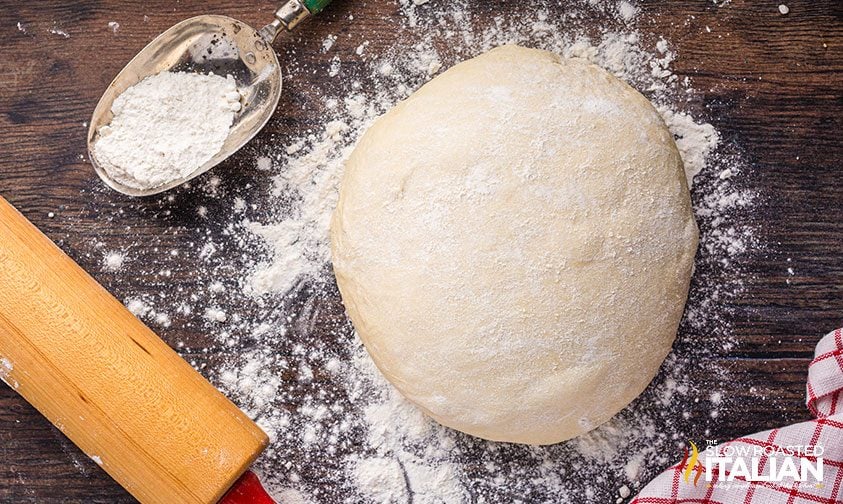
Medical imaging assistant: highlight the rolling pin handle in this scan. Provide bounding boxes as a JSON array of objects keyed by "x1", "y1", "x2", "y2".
[
  {"x1": 0, "y1": 196, "x2": 268, "y2": 503},
  {"x1": 220, "y1": 471, "x2": 276, "y2": 504}
]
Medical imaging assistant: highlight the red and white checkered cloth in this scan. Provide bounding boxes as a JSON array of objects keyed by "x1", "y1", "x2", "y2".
[{"x1": 632, "y1": 328, "x2": 843, "y2": 504}]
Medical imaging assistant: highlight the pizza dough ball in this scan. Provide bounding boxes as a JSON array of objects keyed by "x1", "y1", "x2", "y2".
[{"x1": 331, "y1": 45, "x2": 698, "y2": 445}]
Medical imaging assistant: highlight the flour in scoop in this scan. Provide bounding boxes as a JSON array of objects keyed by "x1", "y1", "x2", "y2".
[{"x1": 93, "y1": 71, "x2": 241, "y2": 190}]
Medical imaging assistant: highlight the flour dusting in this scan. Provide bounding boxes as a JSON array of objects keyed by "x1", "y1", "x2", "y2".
[
  {"x1": 659, "y1": 106, "x2": 721, "y2": 186},
  {"x1": 103, "y1": 250, "x2": 126, "y2": 272}
]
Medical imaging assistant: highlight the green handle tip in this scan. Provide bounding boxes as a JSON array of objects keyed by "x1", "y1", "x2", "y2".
[{"x1": 303, "y1": 0, "x2": 332, "y2": 14}]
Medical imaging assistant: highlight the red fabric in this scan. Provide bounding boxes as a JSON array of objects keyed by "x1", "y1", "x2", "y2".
[
  {"x1": 219, "y1": 470, "x2": 276, "y2": 504},
  {"x1": 632, "y1": 328, "x2": 843, "y2": 504}
]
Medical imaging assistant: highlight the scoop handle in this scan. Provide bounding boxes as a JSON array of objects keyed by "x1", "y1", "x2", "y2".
[
  {"x1": 303, "y1": 0, "x2": 332, "y2": 14},
  {"x1": 0, "y1": 196, "x2": 268, "y2": 504},
  {"x1": 261, "y1": 0, "x2": 333, "y2": 41}
]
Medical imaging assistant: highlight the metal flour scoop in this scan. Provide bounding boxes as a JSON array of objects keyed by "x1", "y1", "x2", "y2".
[{"x1": 87, "y1": 0, "x2": 331, "y2": 197}]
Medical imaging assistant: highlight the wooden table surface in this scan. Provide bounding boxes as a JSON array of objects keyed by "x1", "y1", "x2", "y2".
[{"x1": 1, "y1": 1, "x2": 841, "y2": 502}]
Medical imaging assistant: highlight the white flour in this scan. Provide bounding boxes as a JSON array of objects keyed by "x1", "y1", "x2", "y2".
[
  {"x1": 248, "y1": 122, "x2": 354, "y2": 295},
  {"x1": 77, "y1": 1, "x2": 759, "y2": 502},
  {"x1": 102, "y1": 250, "x2": 126, "y2": 272},
  {"x1": 659, "y1": 107, "x2": 721, "y2": 186},
  {"x1": 48, "y1": 25, "x2": 70, "y2": 38},
  {"x1": 353, "y1": 458, "x2": 409, "y2": 502},
  {"x1": 94, "y1": 71, "x2": 241, "y2": 190},
  {"x1": 0, "y1": 357, "x2": 17, "y2": 390}
]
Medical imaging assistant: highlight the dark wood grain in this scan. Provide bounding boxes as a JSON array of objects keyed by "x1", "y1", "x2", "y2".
[{"x1": 0, "y1": 1, "x2": 841, "y2": 502}]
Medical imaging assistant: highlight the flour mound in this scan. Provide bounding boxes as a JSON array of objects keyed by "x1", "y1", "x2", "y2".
[{"x1": 94, "y1": 71, "x2": 240, "y2": 190}]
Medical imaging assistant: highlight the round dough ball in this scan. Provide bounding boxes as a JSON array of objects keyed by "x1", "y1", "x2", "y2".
[{"x1": 331, "y1": 45, "x2": 698, "y2": 445}]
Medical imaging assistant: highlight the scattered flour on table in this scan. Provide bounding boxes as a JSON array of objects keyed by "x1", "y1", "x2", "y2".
[
  {"x1": 93, "y1": 71, "x2": 241, "y2": 190},
  {"x1": 617, "y1": 1, "x2": 639, "y2": 22},
  {"x1": 103, "y1": 250, "x2": 126, "y2": 272},
  {"x1": 89, "y1": 1, "x2": 757, "y2": 502},
  {"x1": 204, "y1": 307, "x2": 227, "y2": 323},
  {"x1": 659, "y1": 107, "x2": 720, "y2": 186},
  {"x1": 248, "y1": 122, "x2": 353, "y2": 295},
  {"x1": 125, "y1": 298, "x2": 151, "y2": 318},
  {"x1": 353, "y1": 458, "x2": 409, "y2": 503},
  {"x1": 124, "y1": 296, "x2": 172, "y2": 329},
  {"x1": 48, "y1": 24, "x2": 70, "y2": 38}
]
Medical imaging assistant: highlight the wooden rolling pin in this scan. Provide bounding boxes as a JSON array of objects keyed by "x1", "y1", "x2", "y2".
[{"x1": 0, "y1": 196, "x2": 272, "y2": 504}]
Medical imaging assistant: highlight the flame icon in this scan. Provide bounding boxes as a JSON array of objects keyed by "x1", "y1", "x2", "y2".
[{"x1": 679, "y1": 441, "x2": 705, "y2": 486}]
